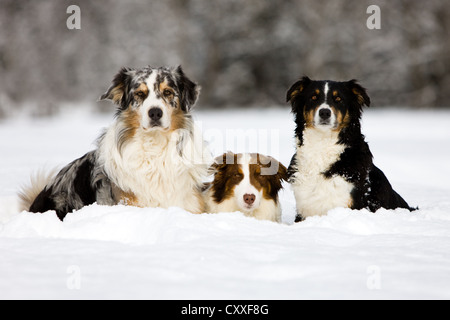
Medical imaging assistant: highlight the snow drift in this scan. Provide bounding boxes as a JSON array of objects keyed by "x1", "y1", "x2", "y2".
[{"x1": 1, "y1": 108, "x2": 450, "y2": 299}]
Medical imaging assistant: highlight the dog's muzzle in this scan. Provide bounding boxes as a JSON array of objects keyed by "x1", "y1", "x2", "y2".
[
  {"x1": 148, "y1": 107, "x2": 163, "y2": 127},
  {"x1": 318, "y1": 108, "x2": 331, "y2": 125}
]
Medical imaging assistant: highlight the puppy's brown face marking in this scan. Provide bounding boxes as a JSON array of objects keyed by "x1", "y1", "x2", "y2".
[
  {"x1": 248, "y1": 154, "x2": 288, "y2": 201},
  {"x1": 210, "y1": 153, "x2": 243, "y2": 203},
  {"x1": 210, "y1": 153, "x2": 288, "y2": 208}
]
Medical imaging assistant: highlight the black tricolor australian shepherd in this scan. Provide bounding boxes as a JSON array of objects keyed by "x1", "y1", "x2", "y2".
[
  {"x1": 20, "y1": 66, "x2": 210, "y2": 220},
  {"x1": 286, "y1": 76, "x2": 416, "y2": 222}
]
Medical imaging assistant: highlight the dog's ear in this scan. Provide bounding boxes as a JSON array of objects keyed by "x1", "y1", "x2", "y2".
[
  {"x1": 175, "y1": 66, "x2": 200, "y2": 112},
  {"x1": 210, "y1": 153, "x2": 226, "y2": 172},
  {"x1": 258, "y1": 154, "x2": 287, "y2": 179},
  {"x1": 277, "y1": 161, "x2": 289, "y2": 182},
  {"x1": 209, "y1": 153, "x2": 226, "y2": 176},
  {"x1": 100, "y1": 67, "x2": 136, "y2": 109},
  {"x1": 286, "y1": 76, "x2": 311, "y2": 103},
  {"x1": 258, "y1": 155, "x2": 288, "y2": 198},
  {"x1": 273, "y1": 161, "x2": 289, "y2": 195},
  {"x1": 348, "y1": 79, "x2": 371, "y2": 108},
  {"x1": 210, "y1": 152, "x2": 236, "y2": 203},
  {"x1": 211, "y1": 152, "x2": 235, "y2": 170}
]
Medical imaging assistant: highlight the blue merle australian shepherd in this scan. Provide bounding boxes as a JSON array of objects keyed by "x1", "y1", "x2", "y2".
[
  {"x1": 286, "y1": 76, "x2": 416, "y2": 222},
  {"x1": 20, "y1": 66, "x2": 210, "y2": 220}
]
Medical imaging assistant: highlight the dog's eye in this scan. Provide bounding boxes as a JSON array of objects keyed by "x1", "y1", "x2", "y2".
[
  {"x1": 335, "y1": 97, "x2": 342, "y2": 102},
  {"x1": 135, "y1": 91, "x2": 145, "y2": 98},
  {"x1": 311, "y1": 95, "x2": 318, "y2": 101},
  {"x1": 234, "y1": 173, "x2": 243, "y2": 178},
  {"x1": 163, "y1": 89, "x2": 174, "y2": 98}
]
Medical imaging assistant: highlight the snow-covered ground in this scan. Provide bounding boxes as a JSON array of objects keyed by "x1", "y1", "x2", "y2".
[{"x1": 1, "y1": 107, "x2": 450, "y2": 299}]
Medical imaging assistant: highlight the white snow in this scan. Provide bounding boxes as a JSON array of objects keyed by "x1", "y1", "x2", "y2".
[{"x1": 1, "y1": 107, "x2": 450, "y2": 299}]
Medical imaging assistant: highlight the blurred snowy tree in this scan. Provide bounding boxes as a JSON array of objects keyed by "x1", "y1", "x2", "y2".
[{"x1": 0, "y1": 0, "x2": 448, "y2": 116}]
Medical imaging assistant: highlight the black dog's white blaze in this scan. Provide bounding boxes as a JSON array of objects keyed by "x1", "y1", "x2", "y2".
[{"x1": 287, "y1": 77, "x2": 415, "y2": 222}]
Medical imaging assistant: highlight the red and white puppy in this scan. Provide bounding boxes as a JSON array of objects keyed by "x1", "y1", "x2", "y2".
[{"x1": 205, "y1": 152, "x2": 288, "y2": 222}]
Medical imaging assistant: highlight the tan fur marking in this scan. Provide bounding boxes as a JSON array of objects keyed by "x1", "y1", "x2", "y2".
[
  {"x1": 122, "y1": 107, "x2": 140, "y2": 139},
  {"x1": 352, "y1": 88, "x2": 365, "y2": 105},
  {"x1": 289, "y1": 89, "x2": 299, "y2": 100},
  {"x1": 159, "y1": 81, "x2": 175, "y2": 100},
  {"x1": 109, "y1": 84, "x2": 125, "y2": 104},
  {"x1": 347, "y1": 198, "x2": 354, "y2": 208},
  {"x1": 135, "y1": 82, "x2": 149, "y2": 99},
  {"x1": 169, "y1": 107, "x2": 186, "y2": 132},
  {"x1": 333, "y1": 109, "x2": 351, "y2": 132},
  {"x1": 304, "y1": 109, "x2": 315, "y2": 128},
  {"x1": 111, "y1": 183, "x2": 139, "y2": 206},
  {"x1": 120, "y1": 191, "x2": 140, "y2": 207}
]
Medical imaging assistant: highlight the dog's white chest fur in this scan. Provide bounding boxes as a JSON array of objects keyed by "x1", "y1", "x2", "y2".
[
  {"x1": 99, "y1": 123, "x2": 209, "y2": 213},
  {"x1": 291, "y1": 128, "x2": 354, "y2": 218}
]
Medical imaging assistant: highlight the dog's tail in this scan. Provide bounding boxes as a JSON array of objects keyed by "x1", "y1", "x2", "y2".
[{"x1": 18, "y1": 169, "x2": 57, "y2": 212}]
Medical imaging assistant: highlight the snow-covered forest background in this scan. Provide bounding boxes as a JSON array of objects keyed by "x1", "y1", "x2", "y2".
[{"x1": 0, "y1": 0, "x2": 449, "y2": 117}]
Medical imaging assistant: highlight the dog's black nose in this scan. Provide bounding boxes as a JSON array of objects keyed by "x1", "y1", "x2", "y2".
[
  {"x1": 149, "y1": 108, "x2": 163, "y2": 121},
  {"x1": 319, "y1": 108, "x2": 332, "y2": 120}
]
